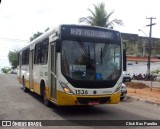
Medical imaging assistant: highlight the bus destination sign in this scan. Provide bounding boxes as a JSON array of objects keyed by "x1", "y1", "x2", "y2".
[
  {"x1": 61, "y1": 25, "x2": 120, "y2": 40},
  {"x1": 70, "y1": 28, "x2": 114, "y2": 39}
]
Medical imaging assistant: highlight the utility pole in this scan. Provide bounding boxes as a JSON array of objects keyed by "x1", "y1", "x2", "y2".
[{"x1": 146, "y1": 17, "x2": 156, "y2": 75}]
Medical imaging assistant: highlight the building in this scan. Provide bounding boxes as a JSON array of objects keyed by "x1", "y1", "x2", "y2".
[
  {"x1": 121, "y1": 33, "x2": 160, "y2": 76},
  {"x1": 121, "y1": 33, "x2": 160, "y2": 57},
  {"x1": 126, "y1": 55, "x2": 160, "y2": 76}
]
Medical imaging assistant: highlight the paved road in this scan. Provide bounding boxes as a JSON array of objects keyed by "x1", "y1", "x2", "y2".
[{"x1": 0, "y1": 74, "x2": 160, "y2": 129}]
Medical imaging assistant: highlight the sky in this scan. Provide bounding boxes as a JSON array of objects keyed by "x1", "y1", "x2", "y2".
[{"x1": 0, "y1": 0, "x2": 160, "y2": 70}]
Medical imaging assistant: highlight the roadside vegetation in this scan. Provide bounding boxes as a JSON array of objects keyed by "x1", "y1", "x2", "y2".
[
  {"x1": 8, "y1": 50, "x2": 18, "y2": 69},
  {"x1": 1, "y1": 67, "x2": 11, "y2": 74}
]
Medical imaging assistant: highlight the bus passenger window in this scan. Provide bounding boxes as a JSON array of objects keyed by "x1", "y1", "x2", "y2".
[
  {"x1": 22, "y1": 48, "x2": 29, "y2": 65},
  {"x1": 34, "y1": 39, "x2": 49, "y2": 64}
]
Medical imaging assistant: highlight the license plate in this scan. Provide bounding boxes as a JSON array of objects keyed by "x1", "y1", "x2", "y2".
[{"x1": 88, "y1": 101, "x2": 99, "y2": 105}]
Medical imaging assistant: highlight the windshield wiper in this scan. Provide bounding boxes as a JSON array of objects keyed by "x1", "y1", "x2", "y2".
[
  {"x1": 78, "y1": 41, "x2": 90, "y2": 59},
  {"x1": 100, "y1": 43, "x2": 109, "y2": 65},
  {"x1": 102, "y1": 44, "x2": 109, "y2": 57}
]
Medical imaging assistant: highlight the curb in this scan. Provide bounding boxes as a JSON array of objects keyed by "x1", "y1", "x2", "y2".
[{"x1": 126, "y1": 96, "x2": 160, "y2": 106}]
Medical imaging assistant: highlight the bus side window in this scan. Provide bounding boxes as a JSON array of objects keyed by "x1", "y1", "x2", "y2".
[
  {"x1": 22, "y1": 48, "x2": 29, "y2": 65},
  {"x1": 41, "y1": 39, "x2": 48, "y2": 64},
  {"x1": 34, "y1": 44, "x2": 41, "y2": 64},
  {"x1": 38, "y1": 46, "x2": 42, "y2": 63},
  {"x1": 34, "y1": 39, "x2": 49, "y2": 64}
]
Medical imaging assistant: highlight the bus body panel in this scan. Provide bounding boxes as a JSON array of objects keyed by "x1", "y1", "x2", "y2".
[
  {"x1": 32, "y1": 65, "x2": 48, "y2": 95},
  {"x1": 21, "y1": 65, "x2": 29, "y2": 88}
]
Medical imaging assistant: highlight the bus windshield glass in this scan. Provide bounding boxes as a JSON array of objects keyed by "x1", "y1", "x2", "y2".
[{"x1": 61, "y1": 40, "x2": 121, "y2": 81}]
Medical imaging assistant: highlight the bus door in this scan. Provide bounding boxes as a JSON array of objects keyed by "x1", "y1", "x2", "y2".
[
  {"x1": 29, "y1": 49, "x2": 34, "y2": 90},
  {"x1": 50, "y1": 42, "x2": 57, "y2": 99}
]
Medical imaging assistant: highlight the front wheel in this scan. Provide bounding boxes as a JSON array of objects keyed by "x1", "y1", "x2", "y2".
[
  {"x1": 43, "y1": 88, "x2": 51, "y2": 107},
  {"x1": 120, "y1": 97, "x2": 125, "y2": 101}
]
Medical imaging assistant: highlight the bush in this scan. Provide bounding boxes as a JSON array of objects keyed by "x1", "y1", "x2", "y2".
[{"x1": 1, "y1": 67, "x2": 11, "y2": 74}]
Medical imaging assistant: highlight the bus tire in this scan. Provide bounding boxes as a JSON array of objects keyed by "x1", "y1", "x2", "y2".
[
  {"x1": 43, "y1": 88, "x2": 51, "y2": 107},
  {"x1": 22, "y1": 77, "x2": 29, "y2": 92},
  {"x1": 120, "y1": 97, "x2": 125, "y2": 101}
]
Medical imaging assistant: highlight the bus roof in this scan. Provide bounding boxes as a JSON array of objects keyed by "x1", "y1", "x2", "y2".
[{"x1": 19, "y1": 24, "x2": 120, "y2": 52}]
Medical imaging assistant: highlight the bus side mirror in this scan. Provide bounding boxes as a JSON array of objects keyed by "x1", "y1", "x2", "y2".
[
  {"x1": 123, "y1": 49, "x2": 126, "y2": 71},
  {"x1": 56, "y1": 39, "x2": 61, "y2": 52}
]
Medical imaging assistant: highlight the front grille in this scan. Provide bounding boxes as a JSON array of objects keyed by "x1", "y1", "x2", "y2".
[{"x1": 77, "y1": 97, "x2": 111, "y2": 104}]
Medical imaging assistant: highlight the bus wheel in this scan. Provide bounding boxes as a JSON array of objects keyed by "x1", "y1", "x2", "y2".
[
  {"x1": 22, "y1": 78, "x2": 29, "y2": 92},
  {"x1": 43, "y1": 89, "x2": 51, "y2": 107}
]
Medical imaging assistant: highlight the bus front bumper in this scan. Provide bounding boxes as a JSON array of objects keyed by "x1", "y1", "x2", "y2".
[{"x1": 56, "y1": 91, "x2": 121, "y2": 106}]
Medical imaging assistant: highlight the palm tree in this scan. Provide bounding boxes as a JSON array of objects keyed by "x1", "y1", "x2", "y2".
[{"x1": 79, "y1": 2, "x2": 123, "y2": 29}]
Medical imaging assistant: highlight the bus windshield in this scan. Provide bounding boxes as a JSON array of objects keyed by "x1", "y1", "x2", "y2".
[{"x1": 61, "y1": 40, "x2": 121, "y2": 81}]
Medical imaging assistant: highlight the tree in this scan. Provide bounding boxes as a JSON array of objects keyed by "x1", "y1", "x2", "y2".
[
  {"x1": 29, "y1": 27, "x2": 50, "y2": 42},
  {"x1": 30, "y1": 31, "x2": 43, "y2": 42},
  {"x1": 1, "y1": 67, "x2": 11, "y2": 74},
  {"x1": 79, "y1": 2, "x2": 123, "y2": 28},
  {"x1": 8, "y1": 50, "x2": 18, "y2": 69}
]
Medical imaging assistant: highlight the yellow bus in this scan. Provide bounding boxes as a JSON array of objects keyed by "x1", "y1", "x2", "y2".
[{"x1": 17, "y1": 24, "x2": 123, "y2": 106}]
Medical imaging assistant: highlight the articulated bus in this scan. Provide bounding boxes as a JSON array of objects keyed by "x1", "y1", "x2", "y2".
[{"x1": 17, "y1": 24, "x2": 123, "y2": 106}]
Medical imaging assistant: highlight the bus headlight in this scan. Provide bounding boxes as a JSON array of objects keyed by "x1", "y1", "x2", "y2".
[{"x1": 59, "y1": 81, "x2": 73, "y2": 94}]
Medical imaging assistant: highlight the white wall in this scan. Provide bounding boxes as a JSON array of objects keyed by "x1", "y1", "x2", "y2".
[{"x1": 127, "y1": 61, "x2": 160, "y2": 76}]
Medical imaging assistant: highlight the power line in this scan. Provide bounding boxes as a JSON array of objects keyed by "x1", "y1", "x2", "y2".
[{"x1": 0, "y1": 37, "x2": 29, "y2": 42}]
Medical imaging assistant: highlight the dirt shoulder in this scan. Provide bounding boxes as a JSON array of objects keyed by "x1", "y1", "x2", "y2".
[{"x1": 125, "y1": 82, "x2": 160, "y2": 104}]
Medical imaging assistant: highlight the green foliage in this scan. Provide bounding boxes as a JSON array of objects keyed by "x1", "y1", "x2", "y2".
[
  {"x1": 29, "y1": 27, "x2": 50, "y2": 42},
  {"x1": 8, "y1": 50, "x2": 18, "y2": 69},
  {"x1": 1, "y1": 67, "x2": 11, "y2": 74},
  {"x1": 151, "y1": 69, "x2": 160, "y2": 75},
  {"x1": 30, "y1": 31, "x2": 43, "y2": 42},
  {"x1": 79, "y1": 2, "x2": 123, "y2": 28}
]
